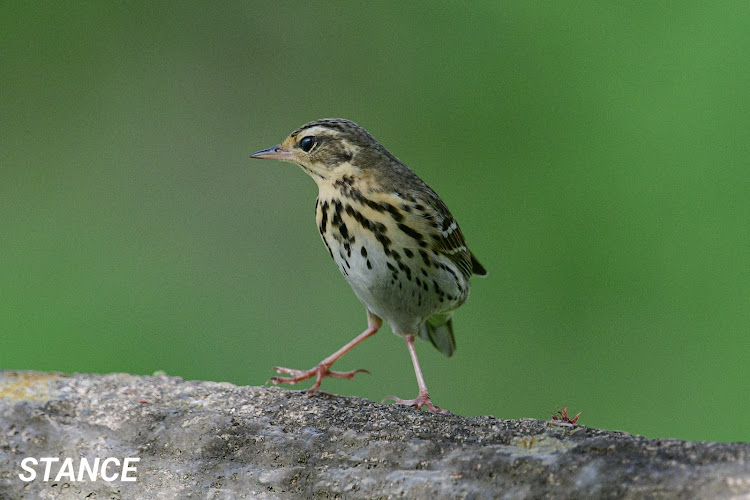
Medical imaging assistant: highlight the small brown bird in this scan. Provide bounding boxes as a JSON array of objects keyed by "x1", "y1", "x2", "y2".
[{"x1": 250, "y1": 118, "x2": 486, "y2": 412}]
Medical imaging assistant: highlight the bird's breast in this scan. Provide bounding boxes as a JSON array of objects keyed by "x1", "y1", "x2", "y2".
[{"x1": 314, "y1": 190, "x2": 469, "y2": 332}]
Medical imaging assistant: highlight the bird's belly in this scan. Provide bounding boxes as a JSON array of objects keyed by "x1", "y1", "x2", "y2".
[{"x1": 323, "y1": 233, "x2": 466, "y2": 334}]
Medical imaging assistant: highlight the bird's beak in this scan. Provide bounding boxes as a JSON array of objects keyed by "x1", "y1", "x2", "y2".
[{"x1": 249, "y1": 145, "x2": 294, "y2": 161}]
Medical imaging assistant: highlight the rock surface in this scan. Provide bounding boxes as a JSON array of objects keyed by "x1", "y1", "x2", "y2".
[{"x1": 0, "y1": 371, "x2": 748, "y2": 499}]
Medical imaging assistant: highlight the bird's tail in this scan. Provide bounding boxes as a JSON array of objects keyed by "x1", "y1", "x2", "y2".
[{"x1": 419, "y1": 313, "x2": 456, "y2": 357}]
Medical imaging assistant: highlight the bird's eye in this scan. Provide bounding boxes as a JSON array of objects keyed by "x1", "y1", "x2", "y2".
[{"x1": 299, "y1": 136, "x2": 315, "y2": 153}]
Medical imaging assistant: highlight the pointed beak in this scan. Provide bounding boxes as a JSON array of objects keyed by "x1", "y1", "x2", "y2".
[{"x1": 249, "y1": 145, "x2": 294, "y2": 161}]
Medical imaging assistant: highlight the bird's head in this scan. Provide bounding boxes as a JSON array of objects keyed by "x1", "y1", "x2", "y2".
[{"x1": 250, "y1": 118, "x2": 391, "y2": 181}]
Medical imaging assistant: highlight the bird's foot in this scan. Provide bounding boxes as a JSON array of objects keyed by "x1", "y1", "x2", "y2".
[
  {"x1": 270, "y1": 364, "x2": 370, "y2": 394},
  {"x1": 382, "y1": 392, "x2": 450, "y2": 414}
]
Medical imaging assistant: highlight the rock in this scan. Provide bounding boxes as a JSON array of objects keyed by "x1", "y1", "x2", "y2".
[{"x1": 0, "y1": 371, "x2": 747, "y2": 499}]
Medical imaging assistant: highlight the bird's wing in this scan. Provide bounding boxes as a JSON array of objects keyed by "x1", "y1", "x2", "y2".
[
  {"x1": 429, "y1": 196, "x2": 474, "y2": 279},
  {"x1": 394, "y1": 188, "x2": 478, "y2": 280},
  {"x1": 364, "y1": 166, "x2": 486, "y2": 278}
]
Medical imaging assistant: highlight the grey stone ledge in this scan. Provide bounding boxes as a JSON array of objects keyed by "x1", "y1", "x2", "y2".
[{"x1": 0, "y1": 371, "x2": 747, "y2": 499}]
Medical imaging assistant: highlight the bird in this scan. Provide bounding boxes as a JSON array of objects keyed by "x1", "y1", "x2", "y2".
[{"x1": 250, "y1": 118, "x2": 486, "y2": 413}]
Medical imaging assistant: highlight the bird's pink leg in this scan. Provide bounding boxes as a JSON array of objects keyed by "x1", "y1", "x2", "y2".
[
  {"x1": 383, "y1": 334, "x2": 449, "y2": 414},
  {"x1": 271, "y1": 312, "x2": 382, "y2": 394}
]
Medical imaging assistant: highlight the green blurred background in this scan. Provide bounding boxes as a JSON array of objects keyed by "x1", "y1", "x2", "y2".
[{"x1": 1, "y1": 2, "x2": 748, "y2": 442}]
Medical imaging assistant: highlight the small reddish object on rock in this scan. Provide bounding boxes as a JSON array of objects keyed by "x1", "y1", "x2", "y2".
[{"x1": 552, "y1": 405, "x2": 580, "y2": 424}]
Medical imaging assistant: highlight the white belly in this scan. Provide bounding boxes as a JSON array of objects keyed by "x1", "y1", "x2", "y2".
[{"x1": 323, "y1": 230, "x2": 467, "y2": 335}]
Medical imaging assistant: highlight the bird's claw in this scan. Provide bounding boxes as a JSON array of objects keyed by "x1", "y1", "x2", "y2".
[
  {"x1": 269, "y1": 365, "x2": 370, "y2": 393},
  {"x1": 328, "y1": 368, "x2": 371, "y2": 379},
  {"x1": 383, "y1": 393, "x2": 450, "y2": 414},
  {"x1": 271, "y1": 366, "x2": 307, "y2": 378}
]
